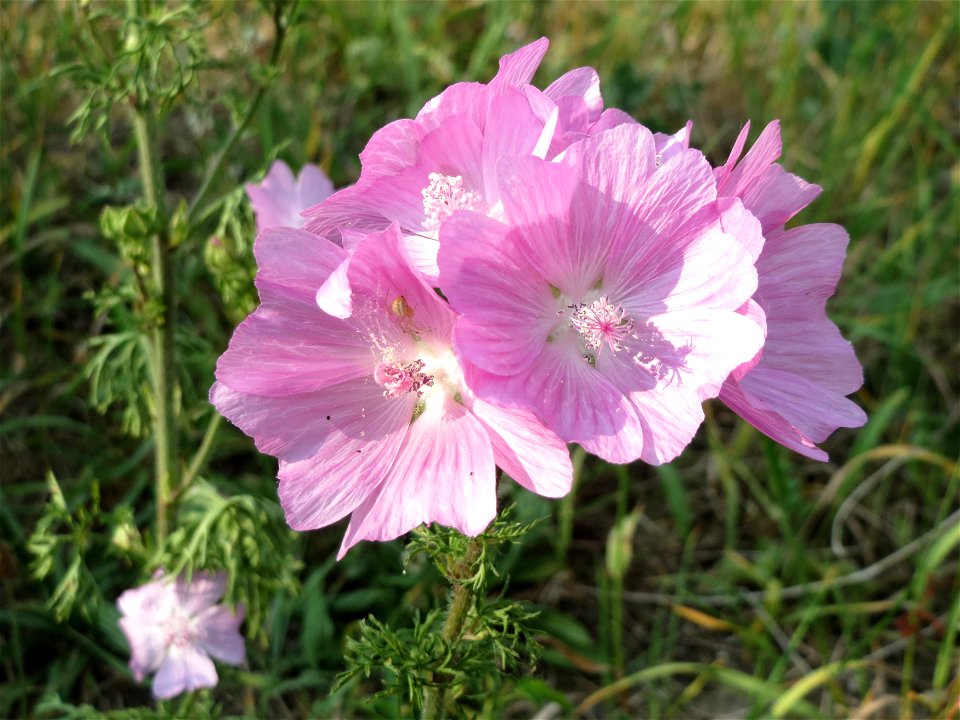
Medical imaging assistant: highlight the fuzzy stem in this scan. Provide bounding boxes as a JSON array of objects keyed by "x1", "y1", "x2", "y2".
[
  {"x1": 132, "y1": 106, "x2": 177, "y2": 542},
  {"x1": 421, "y1": 537, "x2": 484, "y2": 720}
]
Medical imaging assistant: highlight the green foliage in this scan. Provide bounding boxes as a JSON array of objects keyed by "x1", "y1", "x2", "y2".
[
  {"x1": 160, "y1": 479, "x2": 300, "y2": 645},
  {"x1": 27, "y1": 473, "x2": 143, "y2": 623},
  {"x1": 340, "y1": 519, "x2": 543, "y2": 718},
  {"x1": 61, "y1": 1, "x2": 207, "y2": 143}
]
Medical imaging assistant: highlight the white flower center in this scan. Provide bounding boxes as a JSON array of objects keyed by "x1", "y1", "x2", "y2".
[{"x1": 421, "y1": 173, "x2": 481, "y2": 230}]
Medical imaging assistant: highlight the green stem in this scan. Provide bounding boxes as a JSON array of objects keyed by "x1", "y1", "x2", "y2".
[
  {"x1": 185, "y1": 0, "x2": 292, "y2": 228},
  {"x1": 180, "y1": 412, "x2": 222, "y2": 493},
  {"x1": 421, "y1": 537, "x2": 484, "y2": 720},
  {"x1": 132, "y1": 106, "x2": 177, "y2": 543}
]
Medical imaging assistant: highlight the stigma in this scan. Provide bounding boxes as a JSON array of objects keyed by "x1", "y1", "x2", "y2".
[
  {"x1": 374, "y1": 357, "x2": 433, "y2": 399},
  {"x1": 569, "y1": 297, "x2": 635, "y2": 355}
]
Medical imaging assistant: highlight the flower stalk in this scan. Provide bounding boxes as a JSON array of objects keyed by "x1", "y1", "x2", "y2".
[
  {"x1": 131, "y1": 104, "x2": 177, "y2": 542},
  {"x1": 421, "y1": 536, "x2": 484, "y2": 720}
]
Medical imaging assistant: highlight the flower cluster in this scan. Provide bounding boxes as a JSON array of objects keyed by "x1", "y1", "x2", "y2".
[
  {"x1": 117, "y1": 571, "x2": 245, "y2": 699},
  {"x1": 212, "y1": 38, "x2": 865, "y2": 557}
]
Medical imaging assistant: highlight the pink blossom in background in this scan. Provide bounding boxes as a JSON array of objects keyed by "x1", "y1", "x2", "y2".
[
  {"x1": 301, "y1": 38, "x2": 634, "y2": 283},
  {"x1": 437, "y1": 123, "x2": 765, "y2": 465},
  {"x1": 211, "y1": 222, "x2": 572, "y2": 558},
  {"x1": 245, "y1": 160, "x2": 334, "y2": 232},
  {"x1": 711, "y1": 121, "x2": 867, "y2": 460},
  {"x1": 117, "y1": 571, "x2": 245, "y2": 700}
]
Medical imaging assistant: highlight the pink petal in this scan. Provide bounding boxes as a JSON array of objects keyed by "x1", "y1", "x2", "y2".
[
  {"x1": 714, "y1": 121, "x2": 751, "y2": 187},
  {"x1": 544, "y1": 67, "x2": 603, "y2": 125},
  {"x1": 718, "y1": 196, "x2": 765, "y2": 261},
  {"x1": 358, "y1": 119, "x2": 426, "y2": 181},
  {"x1": 762, "y1": 317, "x2": 863, "y2": 396},
  {"x1": 737, "y1": 366, "x2": 867, "y2": 444},
  {"x1": 175, "y1": 571, "x2": 226, "y2": 616},
  {"x1": 347, "y1": 223, "x2": 456, "y2": 343},
  {"x1": 496, "y1": 155, "x2": 603, "y2": 296},
  {"x1": 300, "y1": 182, "x2": 394, "y2": 242},
  {"x1": 438, "y1": 211, "x2": 557, "y2": 376},
  {"x1": 119, "y1": 618, "x2": 168, "y2": 681},
  {"x1": 338, "y1": 395, "x2": 497, "y2": 558},
  {"x1": 465, "y1": 370, "x2": 573, "y2": 498},
  {"x1": 194, "y1": 605, "x2": 246, "y2": 666},
  {"x1": 151, "y1": 644, "x2": 218, "y2": 700},
  {"x1": 246, "y1": 161, "x2": 333, "y2": 232},
  {"x1": 214, "y1": 291, "x2": 370, "y2": 396},
  {"x1": 491, "y1": 37, "x2": 549, "y2": 88},
  {"x1": 117, "y1": 577, "x2": 172, "y2": 619},
  {"x1": 588, "y1": 108, "x2": 638, "y2": 136},
  {"x1": 717, "y1": 120, "x2": 782, "y2": 197},
  {"x1": 739, "y1": 164, "x2": 821, "y2": 232},
  {"x1": 719, "y1": 378, "x2": 829, "y2": 461},
  {"x1": 254, "y1": 227, "x2": 348, "y2": 305},
  {"x1": 653, "y1": 121, "x2": 693, "y2": 165},
  {"x1": 756, "y1": 224, "x2": 849, "y2": 315},
  {"x1": 481, "y1": 89, "x2": 554, "y2": 205},
  {"x1": 485, "y1": 336, "x2": 640, "y2": 454}
]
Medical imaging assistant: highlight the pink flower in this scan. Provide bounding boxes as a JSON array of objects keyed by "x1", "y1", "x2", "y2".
[
  {"x1": 210, "y1": 222, "x2": 572, "y2": 558},
  {"x1": 245, "y1": 160, "x2": 334, "y2": 232},
  {"x1": 712, "y1": 121, "x2": 867, "y2": 460},
  {"x1": 117, "y1": 571, "x2": 245, "y2": 700},
  {"x1": 437, "y1": 123, "x2": 765, "y2": 465},
  {"x1": 301, "y1": 38, "x2": 630, "y2": 283}
]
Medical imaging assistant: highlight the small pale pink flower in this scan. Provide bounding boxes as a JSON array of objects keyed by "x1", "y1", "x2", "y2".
[
  {"x1": 117, "y1": 571, "x2": 245, "y2": 700},
  {"x1": 245, "y1": 160, "x2": 334, "y2": 232},
  {"x1": 711, "y1": 121, "x2": 867, "y2": 460},
  {"x1": 438, "y1": 123, "x2": 765, "y2": 465},
  {"x1": 210, "y1": 222, "x2": 572, "y2": 557}
]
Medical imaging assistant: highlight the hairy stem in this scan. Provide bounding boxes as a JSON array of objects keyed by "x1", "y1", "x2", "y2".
[
  {"x1": 421, "y1": 537, "x2": 484, "y2": 720},
  {"x1": 132, "y1": 106, "x2": 177, "y2": 542}
]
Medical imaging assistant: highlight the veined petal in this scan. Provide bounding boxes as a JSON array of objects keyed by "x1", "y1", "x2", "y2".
[
  {"x1": 194, "y1": 605, "x2": 246, "y2": 666},
  {"x1": 719, "y1": 378, "x2": 829, "y2": 461},
  {"x1": 152, "y1": 645, "x2": 218, "y2": 700},
  {"x1": 174, "y1": 571, "x2": 226, "y2": 616},
  {"x1": 465, "y1": 368, "x2": 573, "y2": 497},
  {"x1": 338, "y1": 395, "x2": 497, "y2": 558},
  {"x1": 439, "y1": 211, "x2": 556, "y2": 376}
]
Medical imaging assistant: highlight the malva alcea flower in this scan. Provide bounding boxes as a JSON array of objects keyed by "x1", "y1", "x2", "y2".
[
  {"x1": 245, "y1": 160, "x2": 334, "y2": 232},
  {"x1": 437, "y1": 123, "x2": 765, "y2": 465},
  {"x1": 712, "y1": 121, "x2": 866, "y2": 460},
  {"x1": 211, "y1": 222, "x2": 572, "y2": 557},
  {"x1": 117, "y1": 571, "x2": 245, "y2": 700}
]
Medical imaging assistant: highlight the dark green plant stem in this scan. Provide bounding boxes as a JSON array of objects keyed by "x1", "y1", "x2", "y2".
[
  {"x1": 185, "y1": 0, "x2": 292, "y2": 228},
  {"x1": 421, "y1": 537, "x2": 484, "y2": 720},
  {"x1": 132, "y1": 105, "x2": 176, "y2": 542}
]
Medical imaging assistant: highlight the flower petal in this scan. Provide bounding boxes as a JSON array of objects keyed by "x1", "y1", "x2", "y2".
[
  {"x1": 194, "y1": 605, "x2": 246, "y2": 666},
  {"x1": 338, "y1": 395, "x2": 496, "y2": 558},
  {"x1": 151, "y1": 644, "x2": 218, "y2": 700},
  {"x1": 175, "y1": 571, "x2": 226, "y2": 616},
  {"x1": 465, "y1": 369, "x2": 573, "y2": 497}
]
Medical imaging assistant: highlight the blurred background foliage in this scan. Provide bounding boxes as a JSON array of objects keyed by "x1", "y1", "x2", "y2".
[{"x1": 1, "y1": 1, "x2": 957, "y2": 718}]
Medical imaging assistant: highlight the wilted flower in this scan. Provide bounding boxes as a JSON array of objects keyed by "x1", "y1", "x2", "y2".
[
  {"x1": 245, "y1": 160, "x2": 334, "y2": 232},
  {"x1": 711, "y1": 121, "x2": 867, "y2": 459},
  {"x1": 437, "y1": 124, "x2": 764, "y2": 464},
  {"x1": 117, "y1": 571, "x2": 245, "y2": 699},
  {"x1": 211, "y1": 223, "x2": 572, "y2": 557}
]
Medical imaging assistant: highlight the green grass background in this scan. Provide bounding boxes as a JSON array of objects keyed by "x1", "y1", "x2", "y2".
[{"x1": 2, "y1": 1, "x2": 958, "y2": 718}]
